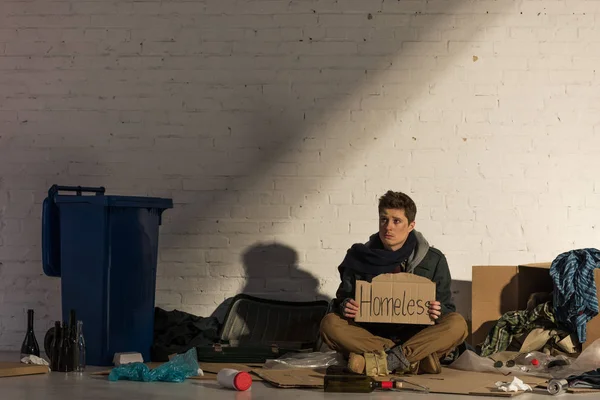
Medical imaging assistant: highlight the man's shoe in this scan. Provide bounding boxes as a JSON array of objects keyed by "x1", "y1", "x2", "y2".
[
  {"x1": 386, "y1": 345, "x2": 410, "y2": 373},
  {"x1": 418, "y1": 354, "x2": 442, "y2": 374},
  {"x1": 347, "y1": 352, "x2": 366, "y2": 374}
]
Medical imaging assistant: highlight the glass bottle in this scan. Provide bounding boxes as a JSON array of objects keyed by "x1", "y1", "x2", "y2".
[
  {"x1": 76, "y1": 321, "x2": 86, "y2": 373},
  {"x1": 59, "y1": 319, "x2": 71, "y2": 372},
  {"x1": 50, "y1": 321, "x2": 62, "y2": 371},
  {"x1": 20, "y1": 309, "x2": 40, "y2": 359},
  {"x1": 324, "y1": 375, "x2": 399, "y2": 393},
  {"x1": 68, "y1": 310, "x2": 78, "y2": 371}
]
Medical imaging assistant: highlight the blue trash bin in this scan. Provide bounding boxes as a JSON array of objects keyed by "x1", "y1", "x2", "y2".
[{"x1": 42, "y1": 185, "x2": 173, "y2": 366}]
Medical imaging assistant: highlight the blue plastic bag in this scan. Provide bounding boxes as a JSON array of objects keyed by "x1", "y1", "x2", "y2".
[{"x1": 108, "y1": 347, "x2": 199, "y2": 383}]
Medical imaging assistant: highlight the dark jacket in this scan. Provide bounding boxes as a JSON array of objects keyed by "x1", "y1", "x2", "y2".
[{"x1": 333, "y1": 230, "x2": 456, "y2": 318}]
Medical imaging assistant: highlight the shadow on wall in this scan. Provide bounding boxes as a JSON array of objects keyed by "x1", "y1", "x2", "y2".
[
  {"x1": 451, "y1": 279, "x2": 473, "y2": 342},
  {"x1": 148, "y1": 0, "x2": 506, "y2": 240},
  {"x1": 211, "y1": 242, "x2": 331, "y2": 324}
]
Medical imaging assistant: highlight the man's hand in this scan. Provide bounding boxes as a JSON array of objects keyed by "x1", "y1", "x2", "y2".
[
  {"x1": 428, "y1": 301, "x2": 442, "y2": 320},
  {"x1": 343, "y1": 299, "x2": 360, "y2": 319}
]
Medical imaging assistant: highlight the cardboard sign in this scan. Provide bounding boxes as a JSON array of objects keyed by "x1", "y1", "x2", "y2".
[{"x1": 354, "y1": 273, "x2": 436, "y2": 325}]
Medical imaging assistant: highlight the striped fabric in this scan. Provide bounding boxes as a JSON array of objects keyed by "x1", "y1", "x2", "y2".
[{"x1": 550, "y1": 248, "x2": 600, "y2": 344}]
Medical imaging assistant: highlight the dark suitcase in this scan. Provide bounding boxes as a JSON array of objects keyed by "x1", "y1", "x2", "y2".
[{"x1": 196, "y1": 294, "x2": 330, "y2": 363}]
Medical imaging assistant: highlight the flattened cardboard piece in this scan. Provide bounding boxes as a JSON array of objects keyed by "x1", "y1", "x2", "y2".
[
  {"x1": 389, "y1": 368, "x2": 547, "y2": 397},
  {"x1": 188, "y1": 372, "x2": 217, "y2": 381},
  {"x1": 253, "y1": 365, "x2": 547, "y2": 396},
  {"x1": 0, "y1": 362, "x2": 49, "y2": 378},
  {"x1": 568, "y1": 387, "x2": 600, "y2": 394},
  {"x1": 534, "y1": 383, "x2": 600, "y2": 394},
  {"x1": 355, "y1": 273, "x2": 435, "y2": 325},
  {"x1": 251, "y1": 367, "x2": 326, "y2": 388}
]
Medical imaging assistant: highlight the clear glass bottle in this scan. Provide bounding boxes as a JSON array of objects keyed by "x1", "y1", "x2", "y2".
[{"x1": 76, "y1": 321, "x2": 86, "y2": 373}]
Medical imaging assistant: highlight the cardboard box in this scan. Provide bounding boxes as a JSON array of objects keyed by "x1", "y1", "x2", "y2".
[
  {"x1": 354, "y1": 273, "x2": 436, "y2": 325},
  {"x1": 471, "y1": 262, "x2": 600, "y2": 350}
]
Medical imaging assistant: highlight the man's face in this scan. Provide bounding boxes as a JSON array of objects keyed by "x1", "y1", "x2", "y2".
[{"x1": 378, "y1": 208, "x2": 415, "y2": 251}]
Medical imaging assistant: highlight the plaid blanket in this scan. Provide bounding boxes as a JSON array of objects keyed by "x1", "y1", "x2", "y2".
[{"x1": 479, "y1": 302, "x2": 557, "y2": 357}]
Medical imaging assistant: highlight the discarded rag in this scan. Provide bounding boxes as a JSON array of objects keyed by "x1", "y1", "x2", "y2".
[
  {"x1": 479, "y1": 302, "x2": 558, "y2": 357},
  {"x1": 550, "y1": 248, "x2": 600, "y2": 344},
  {"x1": 566, "y1": 368, "x2": 600, "y2": 389},
  {"x1": 151, "y1": 307, "x2": 220, "y2": 362},
  {"x1": 20, "y1": 355, "x2": 49, "y2": 367}
]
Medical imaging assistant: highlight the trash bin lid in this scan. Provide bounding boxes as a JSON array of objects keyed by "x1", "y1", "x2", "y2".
[{"x1": 54, "y1": 195, "x2": 173, "y2": 209}]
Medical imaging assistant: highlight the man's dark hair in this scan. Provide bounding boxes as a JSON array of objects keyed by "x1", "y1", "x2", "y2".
[{"x1": 378, "y1": 190, "x2": 417, "y2": 223}]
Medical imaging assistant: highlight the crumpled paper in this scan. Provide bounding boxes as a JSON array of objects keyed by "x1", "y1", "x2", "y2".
[
  {"x1": 495, "y1": 376, "x2": 532, "y2": 392},
  {"x1": 20, "y1": 355, "x2": 49, "y2": 366}
]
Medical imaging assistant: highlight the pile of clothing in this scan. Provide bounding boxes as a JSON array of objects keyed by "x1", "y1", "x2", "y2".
[
  {"x1": 478, "y1": 293, "x2": 577, "y2": 357},
  {"x1": 477, "y1": 248, "x2": 600, "y2": 359}
]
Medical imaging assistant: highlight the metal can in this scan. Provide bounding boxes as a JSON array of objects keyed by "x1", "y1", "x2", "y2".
[{"x1": 547, "y1": 379, "x2": 568, "y2": 395}]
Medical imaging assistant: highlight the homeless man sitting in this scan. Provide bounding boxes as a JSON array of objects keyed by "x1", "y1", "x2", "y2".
[{"x1": 320, "y1": 190, "x2": 468, "y2": 376}]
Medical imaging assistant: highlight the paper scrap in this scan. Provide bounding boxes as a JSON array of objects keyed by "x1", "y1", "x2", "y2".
[
  {"x1": 20, "y1": 355, "x2": 50, "y2": 368},
  {"x1": 495, "y1": 376, "x2": 532, "y2": 392}
]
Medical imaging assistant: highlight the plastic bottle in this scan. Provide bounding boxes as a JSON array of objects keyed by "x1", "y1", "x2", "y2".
[
  {"x1": 217, "y1": 368, "x2": 252, "y2": 391},
  {"x1": 513, "y1": 351, "x2": 571, "y2": 372},
  {"x1": 514, "y1": 351, "x2": 551, "y2": 368}
]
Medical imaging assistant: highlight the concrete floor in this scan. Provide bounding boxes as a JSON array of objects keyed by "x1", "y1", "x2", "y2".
[{"x1": 0, "y1": 353, "x2": 596, "y2": 400}]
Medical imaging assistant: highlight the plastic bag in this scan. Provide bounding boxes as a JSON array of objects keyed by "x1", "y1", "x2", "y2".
[
  {"x1": 448, "y1": 350, "x2": 559, "y2": 378},
  {"x1": 449, "y1": 350, "x2": 522, "y2": 375},
  {"x1": 108, "y1": 347, "x2": 200, "y2": 382},
  {"x1": 262, "y1": 351, "x2": 346, "y2": 370},
  {"x1": 448, "y1": 341, "x2": 600, "y2": 380},
  {"x1": 550, "y1": 339, "x2": 600, "y2": 378}
]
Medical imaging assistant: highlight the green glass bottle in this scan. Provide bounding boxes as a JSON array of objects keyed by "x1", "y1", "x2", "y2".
[{"x1": 324, "y1": 375, "x2": 399, "y2": 393}]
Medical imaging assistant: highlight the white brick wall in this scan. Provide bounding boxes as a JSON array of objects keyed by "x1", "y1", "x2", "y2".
[{"x1": 1, "y1": 0, "x2": 600, "y2": 349}]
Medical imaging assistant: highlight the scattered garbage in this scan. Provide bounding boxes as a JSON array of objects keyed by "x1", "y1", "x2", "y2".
[
  {"x1": 495, "y1": 377, "x2": 532, "y2": 392},
  {"x1": 113, "y1": 352, "x2": 144, "y2": 366},
  {"x1": 449, "y1": 349, "x2": 571, "y2": 378},
  {"x1": 548, "y1": 368, "x2": 600, "y2": 395},
  {"x1": 20, "y1": 355, "x2": 49, "y2": 367},
  {"x1": 108, "y1": 347, "x2": 199, "y2": 383},
  {"x1": 549, "y1": 339, "x2": 600, "y2": 379},
  {"x1": 217, "y1": 368, "x2": 252, "y2": 391},
  {"x1": 548, "y1": 378, "x2": 569, "y2": 395},
  {"x1": 262, "y1": 351, "x2": 346, "y2": 370}
]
